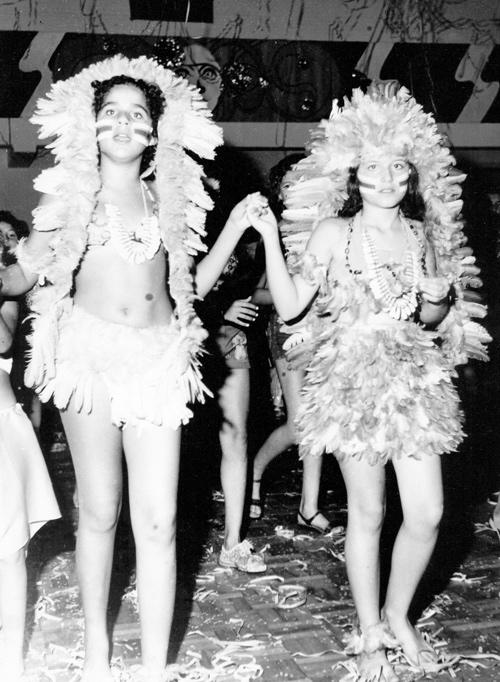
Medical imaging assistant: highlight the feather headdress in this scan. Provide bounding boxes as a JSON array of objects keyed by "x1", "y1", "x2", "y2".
[
  {"x1": 280, "y1": 83, "x2": 490, "y2": 366},
  {"x1": 17, "y1": 54, "x2": 223, "y2": 402}
]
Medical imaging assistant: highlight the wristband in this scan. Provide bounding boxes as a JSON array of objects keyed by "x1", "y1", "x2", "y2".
[{"x1": 426, "y1": 295, "x2": 449, "y2": 306}]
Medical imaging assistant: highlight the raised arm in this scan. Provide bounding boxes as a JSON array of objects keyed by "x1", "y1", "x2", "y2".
[
  {"x1": 195, "y1": 192, "x2": 268, "y2": 298},
  {"x1": 248, "y1": 203, "x2": 334, "y2": 321},
  {"x1": 0, "y1": 299, "x2": 19, "y2": 354},
  {"x1": 0, "y1": 194, "x2": 57, "y2": 297}
]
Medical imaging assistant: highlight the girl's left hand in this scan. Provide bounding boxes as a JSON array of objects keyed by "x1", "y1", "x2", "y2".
[
  {"x1": 419, "y1": 276, "x2": 450, "y2": 305},
  {"x1": 227, "y1": 192, "x2": 270, "y2": 234},
  {"x1": 245, "y1": 194, "x2": 278, "y2": 238}
]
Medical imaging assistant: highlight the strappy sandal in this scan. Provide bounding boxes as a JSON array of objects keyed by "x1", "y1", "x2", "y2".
[
  {"x1": 344, "y1": 622, "x2": 399, "y2": 682},
  {"x1": 297, "y1": 509, "x2": 333, "y2": 534},
  {"x1": 249, "y1": 479, "x2": 263, "y2": 519}
]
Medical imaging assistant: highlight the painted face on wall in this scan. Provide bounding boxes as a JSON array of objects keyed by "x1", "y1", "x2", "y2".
[
  {"x1": 176, "y1": 43, "x2": 222, "y2": 111},
  {"x1": 357, "y1": 152, "x2": 410, "y2": 208},
  {"x1": 95, "y1": 84, "x2": 153, "y2": 152}
]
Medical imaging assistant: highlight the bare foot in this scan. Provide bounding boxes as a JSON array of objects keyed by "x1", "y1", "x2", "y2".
[
  {"x1": 492, "y1": 501, "x2": 500, "y2": 531},
  {"x1": 130, "y1": 664, "x2": 166, "y2": 681},
  {"x1": 383, "y1": 612, "x2": 438, "y2": 672},
  {"x1": 0, "y1": 662, "x2": 25, "y2": 682},
  {"x1": 80, "y1": 663, "x2": 114, "y2": 682},
  {"x1": 357, "y1": 648, "x2": 398, "y2": 682},
  {"x1": 345, "y1": 622, "x2": 398, "y2": 682}
]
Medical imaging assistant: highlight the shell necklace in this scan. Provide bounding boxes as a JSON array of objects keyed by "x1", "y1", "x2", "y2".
[
  {"x1": 106, "y1": 180, "x2": 161, "y2": 264},
  {"x1": 353, "y1": 212, "x2": 423, "y2": 320}
]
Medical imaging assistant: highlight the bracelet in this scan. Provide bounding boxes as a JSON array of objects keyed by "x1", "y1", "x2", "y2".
[{"x1": 426, "y1": 295, "x2": 450, "y2": 306}]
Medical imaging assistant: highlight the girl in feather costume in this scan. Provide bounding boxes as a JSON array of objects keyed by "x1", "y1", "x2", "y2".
[
  {"x1": 0, "y1": 56, "x2": 267, "y2": 681},
  {"x1": 247, "y1": 84, "x2": 490, "y2": 681}
]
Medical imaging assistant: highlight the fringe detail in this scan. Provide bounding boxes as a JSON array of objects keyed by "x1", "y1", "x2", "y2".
[
  {"x1": 344, "y1": 622, "x2": 399, "y2": 655},
  {"x1": 277, "y1": 87, "x2": 490, "y2": 371},
  {"x1": 25, "y1": 55, "x2": 222, "y2": 404}
]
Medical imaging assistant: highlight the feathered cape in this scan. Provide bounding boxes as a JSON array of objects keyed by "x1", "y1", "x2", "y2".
[
  {"x1": 16, "y1": 54, "x2": 223, "y2": 404},
  {"x1": 278, "y1": 85, "x2": 490, "y2": 367}
]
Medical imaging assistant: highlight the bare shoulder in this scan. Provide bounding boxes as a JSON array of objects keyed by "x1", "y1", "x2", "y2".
[{"x1": 311, "y1": 216, "x2": 350, "y2": 248}]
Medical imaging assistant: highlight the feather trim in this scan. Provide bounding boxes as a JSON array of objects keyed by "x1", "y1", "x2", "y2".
[
  {"x1": 25, "y1": 55, "x2": 222, "y2": 404},
  {"x1": 280, "y1": 84, "x2": 489, "y2": 367}
]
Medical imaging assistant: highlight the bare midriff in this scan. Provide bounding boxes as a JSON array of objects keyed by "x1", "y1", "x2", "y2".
[{"x1": 73, "y1": 244, "x2": 173, "y2": 328}]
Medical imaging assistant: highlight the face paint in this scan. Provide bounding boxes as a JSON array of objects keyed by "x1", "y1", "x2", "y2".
[
  {"x1": 96, "y1": 119, "x2": 153, "y2": 146},
  {"x1": 358, "y1": 180, "x2": 377, "y2": 189},
  {"x1": 130, "y1": 121, "x2": 153, "y2": 146},
  {"x1": 358, "y1": 156, "x2": 409, "y2": 192},
  {"x1": 96, "y1": 120, "x2": 114, "y2": 142}
]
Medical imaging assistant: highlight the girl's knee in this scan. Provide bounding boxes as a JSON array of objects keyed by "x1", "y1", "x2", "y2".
[
  {"x1": 349, "y1": 498, "x2": 385, "y2": 532},
  {"x1": 78, "y1": 499, "x2": 121, "y2": 534},
  {"x1": 134, "y1": 506, "x2": 177, "y2": 547},
  {"x1": 405, "y1": 501, "x2": 443, "y2": 537},
  {"x1": 0, "y1": 547, "x2": 26, "y2": 568}
]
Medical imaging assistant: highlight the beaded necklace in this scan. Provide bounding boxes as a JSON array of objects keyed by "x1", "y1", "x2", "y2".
[
  {"x1": 345, "y1": 212, "x2": 425, "y2": 320},
  {"x1": 106, "y1": 181, "x2": 161, "y2": 264}
]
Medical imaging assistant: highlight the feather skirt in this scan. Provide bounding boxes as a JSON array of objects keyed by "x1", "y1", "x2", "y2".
[{"x1": 297, "y1": 320, "x2": 464, "y2": 463}]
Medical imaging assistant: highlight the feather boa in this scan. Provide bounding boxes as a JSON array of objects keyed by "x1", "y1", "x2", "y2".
[
  {"x1": 16, "y1": 55, "x2": 223, "y2": 401},
  {"x1": 279, "y1": 83, "x2": 490, "y2": 366}
]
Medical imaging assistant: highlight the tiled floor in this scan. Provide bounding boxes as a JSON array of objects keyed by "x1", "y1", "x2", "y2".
[{"x1": 16, "y1": 396, "x2": 500, "y2": 680}]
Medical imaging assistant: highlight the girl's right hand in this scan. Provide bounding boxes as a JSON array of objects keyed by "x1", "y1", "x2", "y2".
[
  {"x1": 246, "y1": 194, "x2": 278, "y2": 239},
  {"x1": 227, "y1": 192, "x2": 270, "y2": 234}
]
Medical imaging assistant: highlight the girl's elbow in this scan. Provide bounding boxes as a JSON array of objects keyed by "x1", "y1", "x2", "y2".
[{"x1": 0, "y1": 337, "x2": 13, "y2": 354}]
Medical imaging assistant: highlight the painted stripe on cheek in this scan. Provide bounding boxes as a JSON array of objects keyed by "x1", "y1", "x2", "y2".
[
  {"x1": 96, "y1": 121, "x2": 113, "y2": 142},
  {"x1": 131, "y1": 124, "x2": 152, "y2": 146}
]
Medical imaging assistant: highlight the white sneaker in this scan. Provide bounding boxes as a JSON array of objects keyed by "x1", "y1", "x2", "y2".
[{"x1": 218, "y1": 539, "x2": 266, "y2": 573}]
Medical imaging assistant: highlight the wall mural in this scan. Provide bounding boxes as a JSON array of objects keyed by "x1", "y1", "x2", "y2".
[{"x1": 1, "y1": 31, "x2": 499, "y2": 154}]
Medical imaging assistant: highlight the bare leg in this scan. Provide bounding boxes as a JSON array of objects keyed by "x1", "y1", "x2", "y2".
[
  {"x1": 124, "y1": 424, "x2": 180, "y2": 681},
  {"x1": 218, "y1": 368, "x2": 250, "y2": 549},
  {"x1": 299, "y1": 455, "x2": 329, "y2": 531},
  {"x1": 60, "y1": 384, "x2": 122, "y2": 682},
  {"x1": 493, "y1": 496, "x2": 500, "y2": 530},
  {"x1": 383, "y1": 455, "x2": 443, "y2": 666},
  {"x1": 340, "y1": 457, "x2": 396, "y2": 681},
  {"x1": 252, "y1": 362, "x2": 301, "y2": 506},
  {"x1": 28, "y1": 394, "x2": 42, "y2": 437},
  {"x1": 0, "y1": 547, "x2": 26, "y2": 681}
]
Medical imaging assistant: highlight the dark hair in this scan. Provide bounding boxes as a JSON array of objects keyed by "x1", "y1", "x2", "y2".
[
  {"x1": 268, "y1": 153, "x2": 305, "y2": 217},
  {"x1": 92, "y1": 75, "x2": 166, "y2": 177},
  {"x1": 0, "y1": 210, "x2": 28, "y2": 265},
  {"x1": 0, "y1": 210, "x2": 29, "y2": 240},
  {"x1": 339, "y1": 162, "x2": 426, "y2": 221}
]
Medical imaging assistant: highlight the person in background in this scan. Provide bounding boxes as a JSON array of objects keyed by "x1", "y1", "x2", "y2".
[
  {"x1": 197, "y1": 150, "x2": 267, "y2": 573},
  {"x1": 250, "y1": 155, "x2": 334, "y2": 534},
  {"x1": 0, "y1": 211, "x2": 42, "y2": 436},
  {"x1": 0, "y1": 219, "x2": 60, "y2": 682}
]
